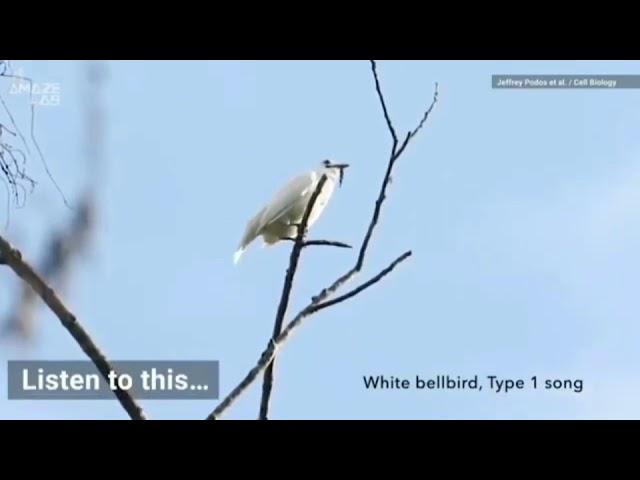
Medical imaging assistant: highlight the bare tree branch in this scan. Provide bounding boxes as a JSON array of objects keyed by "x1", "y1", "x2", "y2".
[
  {"x1": 0, "y1": 234, "x2": 147, "y2": 420},
  {"x1": 302, "y1": 239, "x2": 352, "y2": 249},
  {"x1": 258, "y1": 174, "x2": 329, "y2": 419},
  {"x1": 30, "y1": 103, "x2": 72, "y2": 209},
  {"x1": 306, "y1": 250, "x2": 412, "y2": 313},
  {"x1": 206, "y1": 251, "x2": 411, "y2": 420},
  {"x1": 409, "y1": 82, "x2": 439, "y2": 140},
  {"x1": 207, "y1": 60, "x2": 438, "y2": 420},
  {"x1": 281, "y1": 237, "x2": 353, "y2": 249},
  {"x1": 0, "y1": 93, "x2": 31, "y2": 157},
  {"x1": 0, "y1": 123, "x2": 36, "y2": 211},
  {"x1": 371, "y1": 60, "x2": 398, "y2": 152}
]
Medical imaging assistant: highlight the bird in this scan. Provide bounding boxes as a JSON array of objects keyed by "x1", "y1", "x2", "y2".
[{"x1": 233, "y1": 159, "x2": 349, "y2": 264}]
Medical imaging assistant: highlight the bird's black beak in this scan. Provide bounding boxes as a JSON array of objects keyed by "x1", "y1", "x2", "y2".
[
  {"x1": 332, "y1": 163, "x2": 350, "y2": 169},
  {"x1": 333, "y1": 163, "x2": 349, "y2": 186}
]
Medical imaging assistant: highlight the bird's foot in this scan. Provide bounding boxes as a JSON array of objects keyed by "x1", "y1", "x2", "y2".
[{"x1": 287, "y1": 222, "x2": 307, "y2": 235}]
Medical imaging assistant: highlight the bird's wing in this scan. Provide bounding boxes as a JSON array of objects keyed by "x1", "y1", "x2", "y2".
[
  {"x1": 237, "y1": 204, "x2": 267, "y2": 250},
  {"x1": 258, "y1": 172, "x2": 317, "y2": 229}
]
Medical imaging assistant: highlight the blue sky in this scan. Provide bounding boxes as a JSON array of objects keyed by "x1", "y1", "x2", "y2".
[{"x1": 1, "y1": 60, "x2": 639, "y2": 419}]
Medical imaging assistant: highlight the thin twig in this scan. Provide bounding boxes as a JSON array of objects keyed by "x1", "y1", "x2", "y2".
[
  {"x1": 371, "y1": 60, "x2": 398, "y2": 152},
  {"x1": 303, "y1": 240, "x2": 352, "y2": 249},
  {"x1": 281, "y1": 237, "x2": 353, "y2": 249},
  {"x1": 258, "y1": 175, "x2": 329, "y2": 419},
  {"x1": 308, "y1": 250, "x2": 412, "y2": 313},
  {"x1": 409, "y1": 82, "x2": 439, "y2": 140},
  {"x1": 31, "y1": 104, "x2": 72, "y2": 209},
  {"x1": 0, "y1": 69, "x2": 71, "y2": 209},
  {"x1": 0, "y1": 93, "x2": 31, "y2": 157},
  {"x1": 308, "y1": 61, "x2": 438, "y2": 305},
  {"x1": 0, "y1": 234, "x2": 147, "y2": 420},
  {"x1": 206, "y1": 251, "x2": 411, "y2": 420}
]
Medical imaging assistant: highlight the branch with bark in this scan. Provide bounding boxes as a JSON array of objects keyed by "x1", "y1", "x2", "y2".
[
  {"x1": 207, "y1": 60, "x2": 438, "y2": 420},
  {"x1": 281, "y1": 237, "x2": 353, "y2": 249},
  {"x1": 0, "y1": 234, "x2": 147, "y2": 420}
]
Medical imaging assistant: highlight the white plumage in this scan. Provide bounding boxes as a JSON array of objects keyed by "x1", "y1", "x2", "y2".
[{"x1": 234, "y1": 159, "x2": 349, "y2": 264}]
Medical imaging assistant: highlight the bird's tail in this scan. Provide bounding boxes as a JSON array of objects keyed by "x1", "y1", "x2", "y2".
[
  {"x1": 234, "y1": 208, "x2": 266, "y2": 264},
  {"x1": 233, "y1": 247, "x2": 245, "y2": 264}
]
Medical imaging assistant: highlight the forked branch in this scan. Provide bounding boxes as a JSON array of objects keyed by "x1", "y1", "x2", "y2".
[{"x1": 206, "y1": 250, "x2": 411, "y2": 420}]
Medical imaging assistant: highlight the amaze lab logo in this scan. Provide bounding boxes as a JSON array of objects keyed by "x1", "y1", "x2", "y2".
[{"x1": 7, "y1": 67, "x2": 62, "y2": 107}]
